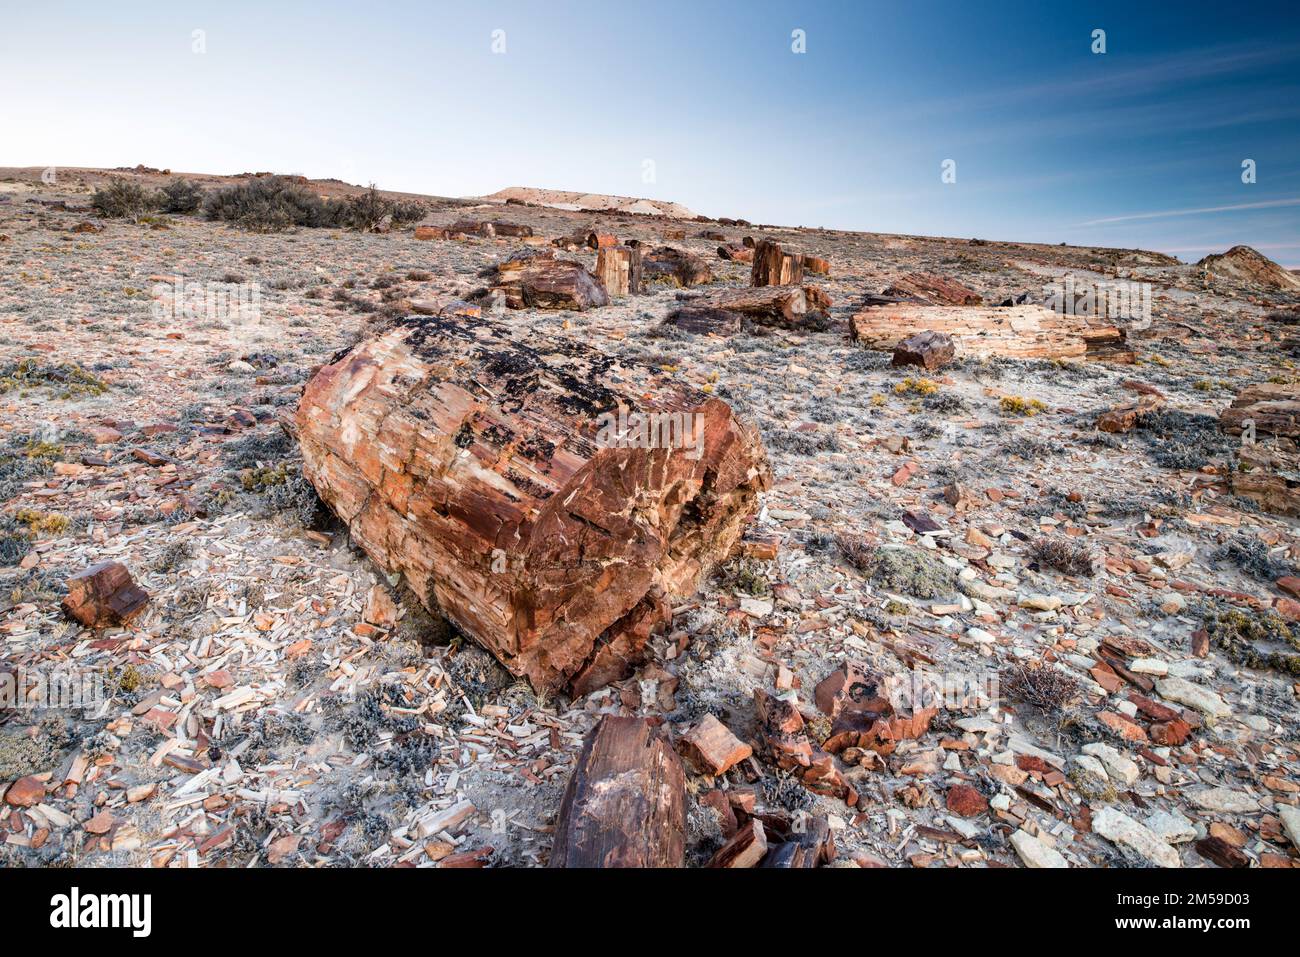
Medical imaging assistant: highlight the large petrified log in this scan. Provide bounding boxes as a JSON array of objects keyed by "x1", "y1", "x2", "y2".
[
  {"x1": 594, "y1": 245, "x2": 642, "y2": 297},
  {"x1": 850, "y1": 304, "x2": 1132, "y2": 361},
  {"x1": 296, "y1": 315, "x2": 770, "y2": 693},
  {"x1": 491, "y1": 250, "x2": 609, "y2": 311},
  {"x1": 882, "y1": 271, "x2": 982, "y2": 305},
  {"x1": 642, "y1": 246, "x2": 713, "y2": 287},
  {"x1": 751, "y1": 239, "x2": 804, "y2": 287},
  {"x1": 687, "y1": 284, "x2": 832, "y2": 331},
  {"x1": 549, "y1": 715, "x2": 686, "y2": 868}
]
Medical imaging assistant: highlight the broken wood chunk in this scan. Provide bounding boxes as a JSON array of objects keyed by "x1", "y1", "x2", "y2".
[
  {"x1": 706, "y1": 817, "x2": 767, "y2": 867},
  {"x1": 717, "y1": 243, "x2": 754, "y2": 263},
  {"x1": 491, "y1": 250, "x2": 609, "y2": 311},
  {"x1": 61, "y1": 561, "x2": 150, "y2": 628},
  {"x1": 296, "y1": 314, "x2": 770, "y2": 693},
  {"x1": 678, "y1": 714, "x2": 753, "y2": 776},
  {"x1": 642, "y1": 246, "x2": 713, "y2": 287},
  {"x1": 892, "y1": 330, "x2": 956, "y2": 371},
  {"x1": 850, "y1": 304, "x2": 1132, "y2": 362},
  {"x1": 549, "y1": 716, "x2": 686, "y2": 868},
  {"x1": 664, "y1": 306, "x2": 742, "y2": 336}
]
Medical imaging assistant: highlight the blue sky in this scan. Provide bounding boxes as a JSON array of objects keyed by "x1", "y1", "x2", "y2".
[{"x1": 4, "y1": 1, "x2": 1298, "y2": 263}]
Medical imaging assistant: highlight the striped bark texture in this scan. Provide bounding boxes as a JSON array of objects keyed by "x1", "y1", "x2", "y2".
[{"x1": 296, "y1": 315, "x2": 770, "y2": 693}]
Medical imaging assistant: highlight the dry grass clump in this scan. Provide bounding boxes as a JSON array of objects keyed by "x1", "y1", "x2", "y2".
[
  {"x1": 1000, "y1": 662, "x2": 1082, "y2": 713},
  {"x1": 1029, "y1": 537, "x2": 1097, "y2": 577}
]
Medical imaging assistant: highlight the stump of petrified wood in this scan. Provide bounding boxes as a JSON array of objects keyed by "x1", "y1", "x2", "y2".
[
  {"x1": 296, "y1": 315, "x2": 770, "y2": 693},
  {"x1": 892, "y1": 330, "x2": 955, "y2": 370},
  {"x1": 802, "y1": 255, "x2": 830, "y2": 276},
  {"x1": 492, "y1": 250, "x2": 609, "y2": 310},
  {"x1": 595, "y1": 245, "x2": 642, "y2": 297},
  {"x1": 549, "y1": 716, "x2": 686, "y2": 868},
  {"x1": 61, "y1": 561, "x2": 150, "y2": 628},
  {"x1": 751, "y1": 239, "x2": 804, "y2": 287}
]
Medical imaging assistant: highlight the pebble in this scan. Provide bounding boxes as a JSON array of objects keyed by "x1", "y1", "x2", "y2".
[
  {"x1": 1145, "y1": 809, "x2": 1198, "y2": 844},
  {"x1": 1081, "y1": 742, "x2": 1139, "y2": 786},
  {"x1": 1010, "y1": 830, "x2": 1069, "y2": 868},
  {"x1": 1154, "y1": 677, "x2": 1231, "y2": 719},
  {"x1": 1188, "y1": 787, "x2": 1259, "y2": 814},
  {"x1": 1092, "y1": 806, "x2": 1181, "y2": 867}
]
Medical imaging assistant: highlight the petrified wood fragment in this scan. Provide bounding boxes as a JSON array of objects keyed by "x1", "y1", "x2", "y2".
[
  {"x1": 62, "y1": 561, "x2": 150, "y2": 628},
  {"x1": 892, "y1": 330, "x2": 956, "y2": 370},
  {"x1": 549, "y1": 715, "x2": 686, "y2": 867},
  {"x1": 297, "y1": 315, "x2": 770, "y2": 693},
  {"x1": 491, "y1": 250, "x2": 609, "y2": 311},
  {"x1": 642, "y1": 246, "x2": 713, "y2": 287}
]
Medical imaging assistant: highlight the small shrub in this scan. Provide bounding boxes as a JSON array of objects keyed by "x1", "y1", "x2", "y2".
[
  {"x1": 840, "y1": 541, "x2": 957, "y2": 598},
  {"x1": 1029, "y1": 537, "x2": 1097, "y2": 577},
  {"x1": 155, "y1": 177, "x2": 205, "y2": 213},
  {"x1": 999, "y1": 395, "x2": 1047, "y2": 416},
  {"x1": 91, "y1": 177, "x2": 158, "y2": 218},
  {"x1": 1200, "y1": 603, "x2": 1300, "y2": 675},
  {"x1": 894, "y1": 377, "x2": 939, "y2": 396},
  {"x1": 1000, "y1": 662, "x2": 1081, "y2": 713},
  {"x1": 1210, "y1": 535, "x2": 1296, "y2": 583}
]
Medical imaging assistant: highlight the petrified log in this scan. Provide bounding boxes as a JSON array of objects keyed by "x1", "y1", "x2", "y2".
[
  {"x1": 751, "y1": 239, "x2": 804, "y2": 287},
  {"x1": 850, "y1": 304, "x2": 1132, "y2": 361},
  {"x1": 492, "y1": 250, "x2": 609, "y2": 311},
  {"x1": 883, "y1": 272, "x2": 982, "y2": 305},
  {"x1": 549, "y1": 716, "x2": 686, "y2": 867},
  {"x1": 802, "y1": 255, "x2": 830, "y2": 276},
  {"x1": 594, "y1": 244, "x2": 642, "y2": 297},
  {"x1": 62, "y1": 562, "x2": 150, "y2": 628},
  {"x1": 586, "y1": 231, "x2": 616, "y2": 249},
  {"x1": 489, "y1": 221, "x2": 533, "y2": 238},
  {"x1": 892, "y1": 330, "x2": 955, "y2": 371},
  {"x1": 693, "y1": 284, "x2": 831, "y2": 330},
  {"x1": 664, "y1": 306, "x2": 743, "y2": 336},
  {"x1": 1229, "y1": 444, "x2": 1300, "y2": 516},
  {"x1": 414, "y1": 226, "x2": 449, "y2": 241},
  {"x1": 296, "y1": 315, "x2": 770, "y2": 693},
  {"x1": 1220, "y1": 382, "x2": 1300, "y2": 439},
  {"x1": 448, "y1": 219, "x2": 494, "y2": 238},
  {"x1": 642, "y1": 246, "x2": 713, "y2": 287},
  {"x1": 717, "y1": 243, "x2": 754, "y2": 263}
]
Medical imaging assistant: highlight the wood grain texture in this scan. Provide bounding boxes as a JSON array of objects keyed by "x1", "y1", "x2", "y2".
[
  {"x1": 296, "y1": 315, "x2": 770, "y2": 692},
  {"x1": 549, "y1": 715, "x2": 686, "y2": 868}
]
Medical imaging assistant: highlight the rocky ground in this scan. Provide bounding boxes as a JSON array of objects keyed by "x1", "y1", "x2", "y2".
[{"x1": 1, "y1": 166, "x2": 1298, "y2": 869}]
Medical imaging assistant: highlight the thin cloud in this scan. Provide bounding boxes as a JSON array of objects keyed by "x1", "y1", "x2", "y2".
[{"x1": 1077, "y1": 198, "x2": 1300, "y2": 226}]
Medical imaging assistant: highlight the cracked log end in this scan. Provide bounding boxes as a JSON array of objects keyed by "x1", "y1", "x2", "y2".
[{"x1": 296, "y1": 314, "x2": 771, "y2": 694}]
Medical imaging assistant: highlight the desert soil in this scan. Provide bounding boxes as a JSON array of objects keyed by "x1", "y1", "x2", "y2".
[{"x1": 1, "y1": 166, "x2": 1298, "y2": 868}]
